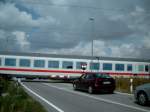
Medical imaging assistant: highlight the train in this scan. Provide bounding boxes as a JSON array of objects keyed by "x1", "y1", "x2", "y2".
[{"x1": 0, "y1": 52, "x2": 150, "y2": 80}]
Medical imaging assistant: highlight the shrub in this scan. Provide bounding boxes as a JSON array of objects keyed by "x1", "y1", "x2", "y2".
[
  {"x1": 115, "y1": 77, "x2": 150, "y2": 93},
  {"x1": 0, "y1": 78, "x2": 47, "y2": 112}
]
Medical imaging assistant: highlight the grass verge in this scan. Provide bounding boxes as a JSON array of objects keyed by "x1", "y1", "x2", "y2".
[
  {"x1": 115, "y1": 77, "x2": 150, "y2": 93},
  {"x1": 0, "y1": 78, "x2": 47, "y2": 112}
]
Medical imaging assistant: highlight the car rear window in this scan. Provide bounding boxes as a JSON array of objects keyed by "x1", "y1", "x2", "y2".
[{"x1": 95, "y1": 74, "x2": 111, "y2": 78}]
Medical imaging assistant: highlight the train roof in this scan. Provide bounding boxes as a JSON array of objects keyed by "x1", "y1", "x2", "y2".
[{"x1": 0, "y1": 51, "x2": 150, "y2": 63}]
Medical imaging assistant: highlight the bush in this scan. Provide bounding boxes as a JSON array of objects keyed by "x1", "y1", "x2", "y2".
[
  {"x1": 115, "y1": 77, "x2": 150, "y2": 93},
  {"x1": 0, "y1": 78, "x2": 47, "y2": 112}
]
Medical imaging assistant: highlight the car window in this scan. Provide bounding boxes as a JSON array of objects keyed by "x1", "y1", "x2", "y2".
[
  {"x1": 85, "y1": 74, "x2": 95, "y2": 79},
  {"x1": 95, "y1": 73, "x2": 111, "y2": 78}
]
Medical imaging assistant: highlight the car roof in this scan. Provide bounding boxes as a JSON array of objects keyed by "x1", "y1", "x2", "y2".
[{"x1": 0, "y1": 51, "x2": 150, "y2": 62}]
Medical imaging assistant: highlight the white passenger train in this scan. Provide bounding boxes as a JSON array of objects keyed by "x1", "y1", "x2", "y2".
[{"x1": 0, "y1": 52, "x2": 150, "y2": 79}]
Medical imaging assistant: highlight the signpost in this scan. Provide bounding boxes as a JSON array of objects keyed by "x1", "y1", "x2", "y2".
[
  {"x1": 81, "y1": 64, "x2": 87, "y2": 71},
  {"x1": 130, "y1": 78, "x2": 133, "y2": 93}
]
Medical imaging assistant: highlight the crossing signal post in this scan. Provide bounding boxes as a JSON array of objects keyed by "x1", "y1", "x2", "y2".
[{"x1": 81, "y1": 64, "x2": 87, "y2": 74}]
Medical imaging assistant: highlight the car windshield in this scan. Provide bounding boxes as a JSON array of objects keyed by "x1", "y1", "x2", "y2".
[{"x1": 94, "y1": 73, "x2": 111, "y2": 78}]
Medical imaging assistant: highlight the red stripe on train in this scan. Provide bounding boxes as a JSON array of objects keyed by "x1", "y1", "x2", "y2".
[
  {"x1": 0, "y1": 67, "x2": 149, "y2": 76},
  {"x1": 0, "y1": 67, "x2": 83, "y2": 73}
]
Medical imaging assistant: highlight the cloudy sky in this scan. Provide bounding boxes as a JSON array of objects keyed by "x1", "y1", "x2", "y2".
[{"x1": 0, "y1": 0, "x2": 150, "y2": 58}]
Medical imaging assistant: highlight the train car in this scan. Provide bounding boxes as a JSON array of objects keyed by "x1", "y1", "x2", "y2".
[{"x1": 0, "y1": 52, "x2": 150, "y2": 79}]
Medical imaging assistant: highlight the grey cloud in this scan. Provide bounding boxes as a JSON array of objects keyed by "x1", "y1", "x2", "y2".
[
  {"x1": 0, "y1": 0, "x2": 150, "y2": 59},
  {"x1": 0, "y1": 3, "x2": 38, "y2": 31},
  {"x1": 26, "y1": 0, "x2": 135, "y2": 51}
]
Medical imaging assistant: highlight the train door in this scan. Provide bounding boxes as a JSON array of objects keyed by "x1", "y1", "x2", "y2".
[{"x1": 133, "y1": 64, "x2": 139, "y2": 75}]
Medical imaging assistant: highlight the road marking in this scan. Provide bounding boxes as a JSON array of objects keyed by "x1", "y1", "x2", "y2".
[
  {"x1": 20, "y1": 82, "x2": 64, "y2": 112},
  {"x1": 44, "y1": 83, "x2": 150, "y2": 112},
  {"x1": 114, "y1": 91, "x2": 133, "y2": 96}
]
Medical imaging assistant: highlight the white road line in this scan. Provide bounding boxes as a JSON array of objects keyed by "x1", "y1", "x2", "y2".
[
  {"x1": 20, "y1": 82, "x2": 64, "y2": 112},
  {"x1": 114, "y1": 91, "x2": 133, "y2": 96},
  {"x1": 44, "y1": 83, "x2": 150, "y2": 112}
]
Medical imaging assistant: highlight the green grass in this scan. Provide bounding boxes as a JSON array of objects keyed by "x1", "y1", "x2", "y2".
[
  {"x1": 115, "y1": 77, "x2": 150, "y2": 93},
  {"x1": 0, "y1": 78, "x2": 47, "y2": 112}
]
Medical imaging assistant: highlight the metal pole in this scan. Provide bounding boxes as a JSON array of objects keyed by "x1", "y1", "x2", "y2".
[
  {"x1": 89, "y1": 17, "x2": 94, "y2": 58},
  {"x1": 96, "y1": 57, "x2": 100, "y2": 73},
  {"x1": 130, "y1": 78, "x2": 133, "y2": 94},
  {"x1": 89, "y1": 17, "x2": 94, "y2": 72},
  {"x1": 6, "y1": 35, "x2": 9, "y2": 52},
  {"x1": 92, "y1": 39, "x2": 94, "y2": 57}
]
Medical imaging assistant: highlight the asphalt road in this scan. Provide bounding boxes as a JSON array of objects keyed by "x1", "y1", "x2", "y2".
[{"x1": 21, "y1": 81, "x2": 150, "y2": 112}]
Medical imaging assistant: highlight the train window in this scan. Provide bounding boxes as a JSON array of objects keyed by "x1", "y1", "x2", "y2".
[
  {"x1": 48, "y1": 61, "x2": 59, "y2": 68},
  {"x1": 127, "y1": 64, "x2": 132, "y2": 71},
  {"x1": 103, "y1": 63, "x2": 112, "y2": 70},
  {"x1": 34, "y1": 60, "x2": 45, "y2": 68},
  {"x1": 138, "y1": 65, "x2": 144, "y2": 72},
  {"x1": 145, "y1": 65, "x2": 149, "y2": 72},
  {"x1": 62, "y1": 61, "x2": 73, "y2": 69},
  {"x1": 76, "y1": 62, "x2": 87, "y2": 69},
  {"x1": 5, "y1": 58, "x2": 16, "y2": 66},
  {"x1": 115, "y1": 64, "x2": 124, "y2": 71},
  {"x1": 19, "y1": 59, "x2": 30, "y2": 67},
  {"x1": 90, "y1": 62, "x2": 100, "y2": 70}
]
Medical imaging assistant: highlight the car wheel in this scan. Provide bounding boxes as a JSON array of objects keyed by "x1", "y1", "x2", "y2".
[
  {"x1": 88, "y1": 86, "x2": 94, "y2": 94},
  {"x1": 137, "y1": 92, "x2": 148, "y2": 105},
  {"x1": 73, "y1": 83, "x2": 77, "y2": 90}
]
